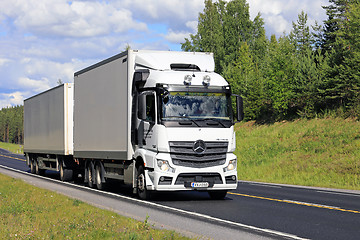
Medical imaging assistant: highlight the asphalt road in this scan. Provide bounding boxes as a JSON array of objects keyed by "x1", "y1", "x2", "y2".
[{"x1": 1, "y1": 148, "x2": 359, "y2": 240}]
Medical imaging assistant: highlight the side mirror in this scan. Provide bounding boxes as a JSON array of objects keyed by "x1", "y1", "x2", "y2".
[
  {"x1": 138, "y1": 94, "x2": 146, "y2": 120},
  {"x1": 233, "y1": 95, "x2": 244, "y2": 122},
  {"x1": 134, "y1": 69, "x2": 150, "y2": 86}
]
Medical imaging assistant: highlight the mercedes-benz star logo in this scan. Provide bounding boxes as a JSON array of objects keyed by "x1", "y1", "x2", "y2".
[{"x1": 193, "y1": 140, "x2": 206, "y2": 154}]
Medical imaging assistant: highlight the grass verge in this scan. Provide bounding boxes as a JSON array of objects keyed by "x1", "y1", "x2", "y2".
[
  {"x1": 1, "y1": 118, "x2": 359, "y2": 190},
  {"x1": 235, "y1": 117, "x2": 360, "y2": 190},
  {"x1": 0, "y1": 141, "x2": 23, "y2": 154},
  {"x1": 0, "y1": 173, "x2": 192, "y2": 239}
]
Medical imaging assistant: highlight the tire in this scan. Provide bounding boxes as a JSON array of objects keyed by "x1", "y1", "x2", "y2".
[
  {"x1": 35, "y1": 160, "x2": 45, "y2": 175},
  {"x1": 136, "y1": 165, "x2": 151, "y2": 200},
  {"x1": 59, "y1": 162, "x2": 73, "y2": 181},
  {"x1": 30, "y1": 160, "x2": 36, "y2": 174},
  {"x1": 87, "y1": 162, "x2": 94, "y2": 188},
  {"x1": 208, "y1": 190, "x2": 228, "y2": 200},
  {"x1": 95, "y1": 163, "x2": 106, "y2": 190}
]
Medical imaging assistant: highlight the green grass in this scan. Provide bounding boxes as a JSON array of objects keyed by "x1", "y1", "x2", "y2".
[
  {"x1": 1, "y1": 117, "x2": 359, "y2": 191},
  {"x1": 0, "y1": 174, "x2": 192, "y2": 240},
  {"x1": 235, "y1": 117, "x2": 360, "y2": 190},
  {"x1": 0, "y1": 141, "x2": 23, "y2": 154}
]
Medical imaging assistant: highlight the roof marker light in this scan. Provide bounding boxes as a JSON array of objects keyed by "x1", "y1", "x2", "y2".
[{"x1": 203, "y1": 75, "x2": 211, "y2": 86}]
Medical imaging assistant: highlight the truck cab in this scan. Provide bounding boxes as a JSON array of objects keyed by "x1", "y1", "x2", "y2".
[{"x1": 132, "y1": 51, "x2": 243, "y2": 199}]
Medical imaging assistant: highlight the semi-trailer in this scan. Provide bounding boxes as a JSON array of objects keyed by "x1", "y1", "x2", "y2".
[{"x1": 24, "y1": 50, "x2": 243, "y2": 200}]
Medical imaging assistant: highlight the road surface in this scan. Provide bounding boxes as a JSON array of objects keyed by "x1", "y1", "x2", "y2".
[{"x1": 1, "y1": 148, "x2": 359, "y2": 239}]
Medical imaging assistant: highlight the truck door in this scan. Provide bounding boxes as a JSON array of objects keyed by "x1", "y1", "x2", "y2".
[{"x1": 137, "y1": 91, "x2": 158, "y2": 165}]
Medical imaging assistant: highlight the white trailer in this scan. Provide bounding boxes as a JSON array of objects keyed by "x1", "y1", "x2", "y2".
[
  {"x1": 24, "y1": 50, "x2": 243, "y2": 200},
  {"x1": 24, "y1": 83, "x2": 75, "y2": 180}
]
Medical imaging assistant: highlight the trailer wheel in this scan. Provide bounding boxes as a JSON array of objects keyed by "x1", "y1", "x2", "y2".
[
  {"x1": 208, "y1": 190, "x2": 228, "y2": 200},
  {"x1": 95, "y1": 163, "x2": 106, "y2": 190},
  {"x1": 136, "y1": 165, "x2": 151, "y2": 200},
  {"x1": 30, "y1": 160, "x2": 36, "y2": 174},
  {"x1": 60, "y1": 162, "x2": 73, "y2": 181},
  {"x1": 35, "y1": 160, "x2": 45, "y2": 175},
  {"x1": 87, "y1": 162, "x2": 95, "y2": 188}
]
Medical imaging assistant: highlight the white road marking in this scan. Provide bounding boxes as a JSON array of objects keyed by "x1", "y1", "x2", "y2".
[
  {"x1": 0, "y1": 163, "x2": 307, "y2": 240},
  {"x1": 248, "y1": 183, "x2": 282, "y2": 189},
  {"x1": 316, "y1": 190, "x2": 360, "y2": 198}
]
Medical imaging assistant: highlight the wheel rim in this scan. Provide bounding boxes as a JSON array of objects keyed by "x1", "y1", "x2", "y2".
[
  {"x1": 88, "y1": 165, "x2": 92, "y2": 183},
  {"x1": 35, "y1": 161, "x2": 39, "y2": 173},
  {"x1": 60, "y1": 164, "x2": 63, "y2": 179},
  {"x1": 96, "y1": 166, "x2": 101, "y2": 185},
  {"x1": 30, "y1": 161, "x2": 34, "y2": 173}
]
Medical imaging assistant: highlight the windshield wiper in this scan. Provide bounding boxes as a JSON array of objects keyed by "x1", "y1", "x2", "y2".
[
  {"x1": 163, "y1": 116, "x2": 200, "y2": 127},
  {"x1": 199, "y1": 118, "x2": 228, "y2": 127}
]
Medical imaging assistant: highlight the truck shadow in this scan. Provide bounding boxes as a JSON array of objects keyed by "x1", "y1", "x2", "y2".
[{"x1": 26, "y1": 169, "x2": 233, "y2": 202}]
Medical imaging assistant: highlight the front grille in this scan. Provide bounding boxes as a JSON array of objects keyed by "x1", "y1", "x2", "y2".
[
  {"x1": 175, "y1": 173, "x2": 223, "y2": 185},
  {"x1": 169, "y1": 141, "x2": 228, "y2": 168}
]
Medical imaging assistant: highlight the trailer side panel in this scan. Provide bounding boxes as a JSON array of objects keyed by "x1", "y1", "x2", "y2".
[
  {"x1": 24, "y1": 83, "x2": 74, "y2": 155},
  {"x1": 73, "y1": 52, "x2": 131, "y2": 160}
]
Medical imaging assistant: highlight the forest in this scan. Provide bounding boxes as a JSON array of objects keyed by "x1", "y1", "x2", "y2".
[
  {"x1": 0, "y1": 105, "x2": 23, "y2": 144},
  {"x1": 182, "y1": 0, "x2": 360, "y2": 121},
  {"x1": 1, "y1": 0, "x2": 359, "y2": 145}
]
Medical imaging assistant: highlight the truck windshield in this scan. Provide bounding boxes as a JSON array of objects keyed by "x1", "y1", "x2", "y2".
[{"x1": 161, "y1": 91, "x2": 232, "y2": 121}]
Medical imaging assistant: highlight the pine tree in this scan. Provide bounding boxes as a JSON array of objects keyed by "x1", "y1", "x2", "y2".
[
  {"x1": 289, "y1": 11, "x2": 312, "y2": 53},
  {"x1": 320, "y1": 0, "x2": 360, "y2": 113},
  {"x1": 322, "y1": 0, "x2": 349, "y2": 53}
]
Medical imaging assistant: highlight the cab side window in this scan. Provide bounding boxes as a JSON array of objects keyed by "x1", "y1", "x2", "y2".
[{"x1": 145, "y1": 94, "x2": 155, "y2": 122}]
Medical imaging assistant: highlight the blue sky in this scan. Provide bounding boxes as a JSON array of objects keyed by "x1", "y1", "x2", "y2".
[{"x1": 0, "y1": 0, "x2": 329, "y2": 108}]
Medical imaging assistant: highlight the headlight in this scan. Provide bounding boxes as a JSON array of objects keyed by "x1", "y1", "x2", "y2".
[
  {"x1": 224, "y1": 159, "x2": 237, "y2": 172},
  {"x1": 157, "y1": 160, "x2": 175, "y2": 173}
]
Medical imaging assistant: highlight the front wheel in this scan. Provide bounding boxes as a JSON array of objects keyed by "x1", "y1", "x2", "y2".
[
  {"x1": 208, "y1": 190, "x2": 228, "y2": 200},
  {"x1": 136, "y1": 165, "x2": 151, "y2": 200}
]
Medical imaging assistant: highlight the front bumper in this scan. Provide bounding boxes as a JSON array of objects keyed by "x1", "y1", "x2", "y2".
[{"x1": 145, "y1": 153, "x2": 238, "y2": 191}]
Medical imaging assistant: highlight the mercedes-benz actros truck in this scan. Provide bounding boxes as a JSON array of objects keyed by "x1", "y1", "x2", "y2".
[{"x1": 24, "y1": 50, "x2": 243, "y2": 200}]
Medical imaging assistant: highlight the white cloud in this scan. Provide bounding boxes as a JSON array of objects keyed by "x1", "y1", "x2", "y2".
[
  {"x1": 248, "y1": 0, "x2": 329, "y2": 36},
  {"x1": 0, "y1": 0, "x2": 147, "y2": 38},
  {"x1": 0, "y1": 0, "x2": 330, "y2": 109},
  {"x1": 0, "y1": 92, "x2": 26, "y2": 107},
  {"x1": 0, "y1": 58, "x2": 11, "y2": 67},
  {"x1": 164, "y1": 29, "x2": 193, "y2": 44},
  {"x1": 18, "y1": 77, "x2": 51, "y2": 92},
  {"x1": 119, "y1": 0, "x2": 203, "y2": 32}
]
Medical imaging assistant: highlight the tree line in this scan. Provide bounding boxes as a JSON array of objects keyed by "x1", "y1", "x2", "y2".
[
  {"x1": 1, "y1": 0, "x2": 359, "y2": 145},
  {"x1": 0, "y1": 105, "x2": 23, "y2": 144},
  {"x1": 182, "y1": 0, "x2": 360, "y2": 121}
]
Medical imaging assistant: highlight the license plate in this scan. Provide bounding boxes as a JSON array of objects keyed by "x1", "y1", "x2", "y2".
[{"x1": 191, "y1": 182, "x2": 209, "y2": 188}]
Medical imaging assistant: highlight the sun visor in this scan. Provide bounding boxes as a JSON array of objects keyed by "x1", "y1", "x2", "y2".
[{"x1": 134, "y1": 51, "x2": 215, "y2": 72}]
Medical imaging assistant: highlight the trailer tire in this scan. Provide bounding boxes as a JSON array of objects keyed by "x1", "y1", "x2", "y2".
[
  {"x1": 30, "y1": 160, "x2": 36, "y2": 174},
  {"x1": 35, "y1": 160, "x2": 45, "y2": 175},
  {"x1": 95, "y1": 163, "x2": 106, "y2": 190},
  {"x1": 136, "y1": 165, "x2": 151, "y2": 200},
  {"x1": 60, "y1": 162, "x2": 73, "y2": 181},
  {"x1": 208, "y1": 190, "x2": 227, "y2": 200},
  {"x1": 87, "y1": 162, "x2": 95, "y2": 188}
]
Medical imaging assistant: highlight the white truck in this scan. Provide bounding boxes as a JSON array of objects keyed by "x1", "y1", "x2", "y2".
[{"x1": 24, "y1": 50, "x2": 243, "y2": 199}]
